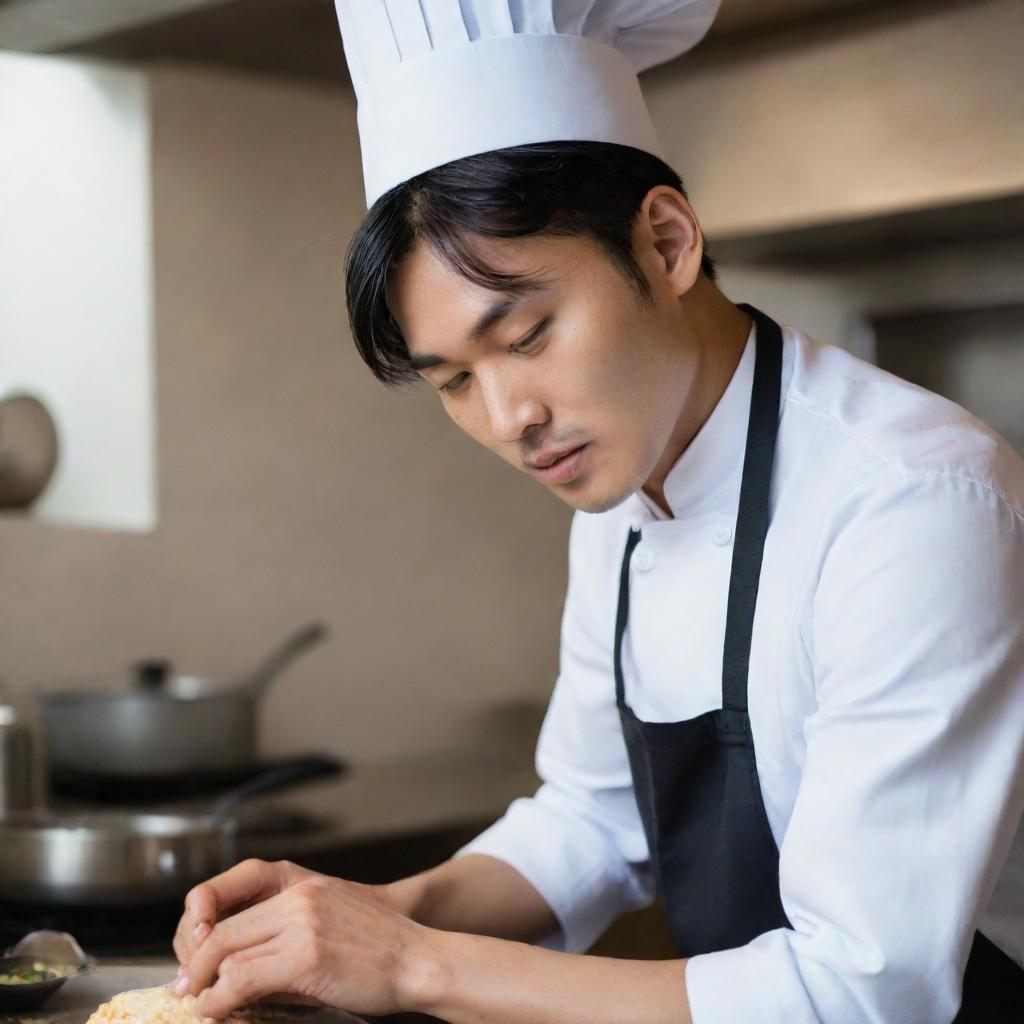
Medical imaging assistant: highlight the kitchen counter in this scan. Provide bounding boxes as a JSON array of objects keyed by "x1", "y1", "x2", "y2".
[{"x1": 0, "y1": 962, "x2": 441, "y2": 1024}]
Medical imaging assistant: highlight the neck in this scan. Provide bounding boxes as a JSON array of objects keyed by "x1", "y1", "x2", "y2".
[{"x1": 641, "y1": 284, "x2": 753, "y2": 518}]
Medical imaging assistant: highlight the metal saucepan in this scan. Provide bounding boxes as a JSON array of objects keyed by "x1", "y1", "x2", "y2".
[
  {"x1": 0, "y1": 757, "x2": 340, "y2": 906},
  {"x1": 38, "y1": 622, "x2": 328, "y2": 778}
]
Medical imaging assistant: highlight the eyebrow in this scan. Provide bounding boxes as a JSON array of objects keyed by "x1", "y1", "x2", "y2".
[{"x1": 408, "y1": 285, "x2": 549, "y2": 373}]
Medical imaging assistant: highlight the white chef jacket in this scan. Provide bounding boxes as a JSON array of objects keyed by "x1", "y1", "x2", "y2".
[{"x1": 455, "y1": 322, "x2": 1024, "y2": 1024}]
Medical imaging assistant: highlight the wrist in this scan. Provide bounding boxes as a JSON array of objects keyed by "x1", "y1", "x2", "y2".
[
  {"x1": 394, "y1": 924, "x2": 460, "y2": 1015},
  {"x1": 380, "y1": 873, "x2": 429, "y2": 921}
]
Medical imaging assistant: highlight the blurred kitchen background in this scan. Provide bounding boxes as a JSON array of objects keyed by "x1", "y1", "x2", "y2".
[{"x1": 0, "y1": 0, "x2": 1021, "y2": 961}]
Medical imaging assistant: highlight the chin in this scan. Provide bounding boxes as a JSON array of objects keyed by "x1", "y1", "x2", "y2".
[{"x1": 556, "y1": 476, "x2": 637, "y2": 515}]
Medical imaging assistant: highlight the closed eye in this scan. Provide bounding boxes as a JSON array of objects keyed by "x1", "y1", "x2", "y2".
[
  {"x1": 511, "y1": 317, "x2": 552, "y2": 354},
  {"x1": 440, "y1": 371, "x2": 470, "y2": 395},
  {"x1": 439, "y1": 318, "x2": 553, "y2": 396}
]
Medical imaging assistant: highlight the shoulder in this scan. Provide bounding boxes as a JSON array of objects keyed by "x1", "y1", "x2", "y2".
[
  {"x1": 780, "y1": 326, "x2": 1024, "y2": 522},
  {"x1": 795, "y1": 335, "x2": 1024, "y2": 623}
]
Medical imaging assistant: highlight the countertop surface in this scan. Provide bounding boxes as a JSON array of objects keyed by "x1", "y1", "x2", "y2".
[
  {"x1": 0, "y1": 964, "x2": 362, "y2": 1024},
  {"x1": 233, "y1": 750, "x2": 539, "y2": 861},
  {"x1": 0, "y1": 963, "x2": 442, "y2": 1024}
]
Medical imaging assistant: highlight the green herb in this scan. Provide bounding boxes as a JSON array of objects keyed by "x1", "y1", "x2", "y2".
[{"x1": 0, "y1": 961, "x2": 73, "y2": 985}]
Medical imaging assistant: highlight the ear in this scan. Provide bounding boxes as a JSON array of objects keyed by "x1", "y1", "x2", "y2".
[{"x1": 635, "y1": 185, "x2": 704, "y2": 298}]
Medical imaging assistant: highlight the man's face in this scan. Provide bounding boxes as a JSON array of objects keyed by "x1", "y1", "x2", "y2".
[{"x1": 387, "y1": 229, "x2": 698, "y2": 514}]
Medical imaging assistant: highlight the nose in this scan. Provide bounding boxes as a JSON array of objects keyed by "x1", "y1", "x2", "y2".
[{"x1": 479, "y1": 370, "x2": 547, "y2": 444}]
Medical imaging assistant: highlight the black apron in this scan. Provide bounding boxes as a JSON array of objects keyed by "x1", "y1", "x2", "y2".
[{"x1": 613, "y1": 304, "x2": 1024, "y2": 1021}]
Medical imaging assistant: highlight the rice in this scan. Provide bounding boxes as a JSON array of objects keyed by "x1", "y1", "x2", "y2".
[{"x1": 84, "y1": 987, "x2": 216, "y2": 1024}]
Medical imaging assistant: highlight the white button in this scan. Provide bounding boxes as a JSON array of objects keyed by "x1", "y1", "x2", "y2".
[
  {"x1": 713, "y1": 523, "x2": 733, "y2": 546},
  {"x1": 633, "y1": 545, "x2": 655, "y2": 572}
]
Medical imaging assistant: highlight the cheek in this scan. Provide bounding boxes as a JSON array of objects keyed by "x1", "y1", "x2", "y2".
[
  {"x1": 444, "y1": 396, "x2": 504, "y2": 457},
  {"x1": 555, "y1": 348, "x2": 638, "y2": 427}
]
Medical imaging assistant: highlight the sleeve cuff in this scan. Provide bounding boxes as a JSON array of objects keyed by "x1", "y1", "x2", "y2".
[{"x1": 684, "y1": 931, "x2": 817, "y2": 1024}]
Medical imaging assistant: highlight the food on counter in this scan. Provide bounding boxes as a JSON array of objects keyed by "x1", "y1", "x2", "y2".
[
  {"x1": 84, "y1": 987, "x2": 219, "y2": 1024},
  {"x1": 0, "y1": 962, "x2": 76, "y2": 985},
  {"x1": 79, "y1": 984, "x2": 368, "y2": 1024}
]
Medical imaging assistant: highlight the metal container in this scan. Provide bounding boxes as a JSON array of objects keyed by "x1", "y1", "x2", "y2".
[
  {"x1": 40, "y1": 689, "x2": 259, "y2": 777},
  {"x1": 0, "y1": 705, "x2": 34, "y2": 816},
  {"x1": 0, "y1": 757, "x2": 340, "y2": 906},
  {"x1": 38, "y1": 622, "x2": 327, "y2": 779}
]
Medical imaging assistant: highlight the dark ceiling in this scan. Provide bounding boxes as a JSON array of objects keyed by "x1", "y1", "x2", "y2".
[{"x1": 45, "y1": 0, "x2": 975, "y2": 89}]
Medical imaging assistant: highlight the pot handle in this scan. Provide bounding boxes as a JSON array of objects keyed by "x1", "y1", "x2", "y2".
[
  {"x1": 206, "y1": 755, "x2": 344, "y2": 820},
  {"x1": 238, "y1": 622, "x2": 329, "y2": 696}
]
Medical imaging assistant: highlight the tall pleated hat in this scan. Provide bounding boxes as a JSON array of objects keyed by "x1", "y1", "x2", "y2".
[{"x1": 334, "y1": 1, "x2": 722, "y2": 210}]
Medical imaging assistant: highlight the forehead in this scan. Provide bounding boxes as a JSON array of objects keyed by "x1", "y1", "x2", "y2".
[{"x1": 386, "y1": 233, "x2": 591, "y2": 349}]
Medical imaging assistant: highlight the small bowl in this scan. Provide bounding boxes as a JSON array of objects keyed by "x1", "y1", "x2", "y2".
[{"x1": 0, "y1": 932, "x2": 91, "y2": 1012}]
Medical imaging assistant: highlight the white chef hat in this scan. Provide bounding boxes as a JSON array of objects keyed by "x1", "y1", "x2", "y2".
[{"x1": 335, "y1": 1, "x2": 722, "y2": 210}]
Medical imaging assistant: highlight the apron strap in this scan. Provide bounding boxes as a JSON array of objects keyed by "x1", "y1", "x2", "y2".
[
  {"x1": 721, "y1": 305, "x2": 783, "y2": 712},
  {"x1": 614, "y1": 526, "x2": 643, "y2": 708}
]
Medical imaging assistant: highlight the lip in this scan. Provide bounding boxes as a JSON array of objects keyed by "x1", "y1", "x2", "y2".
[
  {"x1": 528, "y1": 443, "x2": 589, "y2": 484},
  {"x1": 529, "y1": 447, "x2": 578, "y2": 469}
]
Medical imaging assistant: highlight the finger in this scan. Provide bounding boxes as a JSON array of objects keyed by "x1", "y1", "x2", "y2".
[
  {"x1": 172, "y1": 917, "x2": 196, "y2": 968},
  {"x1": 174, "y1": 901, "x2": 193, "y2": 967},
  {"x1": 179, "y1": 860, "x2": 284, "y2": 963},
  {"x1": 164, "y1": 964, "x2": 186, "y2": 992},
  {"x1": 174, "y1": 913, "x2": 212, "y2": 968},
  {"x1": 175, "y1": 884, "x2": 217, "y2": 967},
  {"x1": 196, "y1": 942, "x2": 290, "y2": 1020},
  {"x1": 187, "y1": 859, "x2": 280, "y2": 924},
  {"x1": 179, "y1": 892, "x2": 287, "y2": 998}
]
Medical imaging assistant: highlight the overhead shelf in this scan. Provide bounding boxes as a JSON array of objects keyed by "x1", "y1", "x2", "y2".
[{"x1": 707, "y1": 192, "x2": 1024, "y2": 267}]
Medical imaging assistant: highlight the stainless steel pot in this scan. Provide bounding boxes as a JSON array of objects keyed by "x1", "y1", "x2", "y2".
[
  {"x1": 38, "y1": 623, "x2": 328, "y2": 778},
  {"x1": 0, "y1": 758, "x2": 338, "y2": 906}
]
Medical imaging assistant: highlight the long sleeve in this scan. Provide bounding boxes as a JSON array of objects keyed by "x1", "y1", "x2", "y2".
[
  {"x1": 454, "y1": 509, "x2": 655, "y2": 953},
  {"x1": 685, "y1": 469, "x2": 1024, "y2": 1023}
]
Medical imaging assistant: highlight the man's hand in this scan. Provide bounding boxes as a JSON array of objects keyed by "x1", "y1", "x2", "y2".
[
  {"x1": 172, "y1": 859, "x2": 424, "y2": 1018},
  {"x1": 174, "y1": 859, "x2": 308, "y2": 969}
]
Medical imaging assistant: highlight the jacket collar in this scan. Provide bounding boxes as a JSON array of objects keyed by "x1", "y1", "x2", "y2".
[{"x1": 634, "y1": 321, "x2": 757, "y2": 522}]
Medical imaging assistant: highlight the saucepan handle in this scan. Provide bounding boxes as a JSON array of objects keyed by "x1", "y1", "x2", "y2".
[
  {"x1": 206, "y1": 755, "x2": 345, "y2": 820},
  {"x1": 238, "y1": 622, "x2": 330, "y2": 697}
]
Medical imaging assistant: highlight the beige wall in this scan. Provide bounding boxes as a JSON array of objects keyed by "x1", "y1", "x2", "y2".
[{"x1": 0, "y1": 66, "x2": 571, "y2": 769}]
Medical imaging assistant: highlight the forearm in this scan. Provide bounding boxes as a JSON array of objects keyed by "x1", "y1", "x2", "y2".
[
  {"x1": 385, "y1": 853, "x2": 559, "y2": 943},
  {"x1": 401, "y1": 928, "x2": 693, "y2": 1024}
]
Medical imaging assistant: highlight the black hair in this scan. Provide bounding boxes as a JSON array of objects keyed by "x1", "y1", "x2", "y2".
[{"x1": 344, "y1": 140, "x2": 716, "y2": 387}]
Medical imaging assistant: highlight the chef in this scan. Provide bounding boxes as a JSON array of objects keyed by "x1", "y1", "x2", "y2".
[{"x1": 173, "y1": 2, "x2": 1024, "y2": 1021}]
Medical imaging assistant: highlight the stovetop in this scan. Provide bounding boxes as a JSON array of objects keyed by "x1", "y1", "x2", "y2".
[{"x1": 48, "y1": 754, "x2": 347, "y2": 805}]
